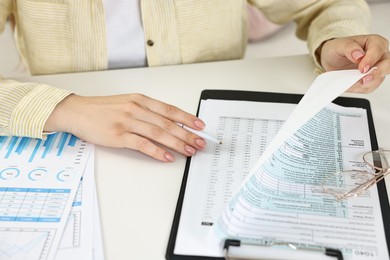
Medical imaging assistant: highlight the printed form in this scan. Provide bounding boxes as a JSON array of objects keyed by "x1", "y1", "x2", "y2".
[{"x1": 174, "y1": 69, "x2": 388, "y2": 259}]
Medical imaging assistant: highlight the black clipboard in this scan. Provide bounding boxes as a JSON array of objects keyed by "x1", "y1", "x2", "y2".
[{"x1": 166, "y1": 89, "x2": 390, "y2": 260}]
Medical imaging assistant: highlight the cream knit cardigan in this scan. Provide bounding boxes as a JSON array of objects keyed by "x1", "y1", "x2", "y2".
[{"x1": 0, "y1": 0, "x2": 370, "y2": 138}]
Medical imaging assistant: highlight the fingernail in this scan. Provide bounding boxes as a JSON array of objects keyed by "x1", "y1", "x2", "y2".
[
  {"x1": 164, "y1": 152, "x2": 175, "y2": 162},
  {"x1": 363, "y1": 65, "x2": 370, "y2": 73},
  {"x1": 352, "y1": 51, "x2": 364, "y2": 60},
  {"x1": 185, "y1": 145, "x2": 196, "y2": 155},
  {"x1": 362, "y1": 74, "x2": 373, "y2": 85},
  {"x1": 195, "y1": 138, "x2": 206, "y2": 148},
  {"x1": 194, "y1": 120, "x2": 205, "y2": 129}
]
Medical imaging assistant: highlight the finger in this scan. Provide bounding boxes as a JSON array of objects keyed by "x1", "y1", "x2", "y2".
[
  {"x1": 346, "y1": 44, "x2": 366, "y2": 65},
  {"x1": 137, "y1": 112, "x2": 207, "y2": 149},
  {"x1": 360, "y1": 52, "x2": 390, "y2": 85},
  {"x1": 132, "y1": 94, "x2": 206, "y2": 130},
  {"x1": 123, "y1": 133, "x2": 176, "y2": 162},
  {"x1": 371, "y1": 52, "x2": 390, "y2": 76},
  {"x1": 126, "y1": 118, "x2": 198, "y2": 157},
  {"x1": 347, "y1": 75, "x2": 385, "y2": 94},
  {"x1": 347, "y1": 50, "x2": 389, "y2": 93},
  {"x1": 126, "y1": 101, "x2": 207, "y2": 149},
  {"x1": 160, "y1": 118, "x2": 207, "y2": 149},
  {"x1": 359, "y1": 35, "x2": 389, "y2": 73},
  {"x1": 321, "y1": 38, "x2": 366, "y2": 71},
  {"x1": 331, "y1": 37, "x2": 367, "y2": 65}
]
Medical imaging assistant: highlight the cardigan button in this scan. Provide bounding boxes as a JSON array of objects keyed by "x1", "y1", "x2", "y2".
[{"x1": 147, "y1": 40, "x2": 154, "y2": 47}]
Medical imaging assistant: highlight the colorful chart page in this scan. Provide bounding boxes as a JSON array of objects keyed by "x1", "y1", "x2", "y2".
[{"x1": 0, "y1": 132, "x2": 93, "y2": 260}]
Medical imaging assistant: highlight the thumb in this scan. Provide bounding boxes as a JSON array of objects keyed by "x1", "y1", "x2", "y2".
[
  {"x1": 323, "y1": 38, "x2": 367, "y2": 68},
  {"x1": 345, "y1": 42, "x2": 366, "y2": 65}
]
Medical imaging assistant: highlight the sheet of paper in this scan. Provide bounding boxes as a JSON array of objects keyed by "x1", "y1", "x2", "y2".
[
  {"x1": 0, "y1": 133, "x2": 93, "y2": 260},
  {"x1": 55, "y1": 153, "x2": 95, "y2": 260},
  {"x1": 92, "y1": 182, "x2": 105, "y2": 260},
  {"x1": 175, "y1": 100, "x2": 296, "y2": 257},
  {"x1": 251, "y1": 67, "x2": 376, "y2": 168},
  {"x1": 174, "y1": 69, "x2": 388, "y2": 259},
  {"x1": 214, "y1": 103, "x2": 388, "y2": 259}
]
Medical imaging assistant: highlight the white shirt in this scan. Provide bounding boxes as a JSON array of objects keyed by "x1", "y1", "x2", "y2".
[{"x1": 102, "y1": 0, "x2": 147, "y2": 69}]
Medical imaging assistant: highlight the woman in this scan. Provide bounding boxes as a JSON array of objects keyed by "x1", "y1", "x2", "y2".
[{"x1": 0, "y1": 0, "x2": 389, "y2": 162}]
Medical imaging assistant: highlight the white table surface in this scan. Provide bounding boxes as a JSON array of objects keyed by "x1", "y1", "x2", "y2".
[{"x1": 15, "y1": 55, "x2": 390, "y2": 260}]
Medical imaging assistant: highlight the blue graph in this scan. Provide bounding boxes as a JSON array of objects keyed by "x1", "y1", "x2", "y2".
[{"x1": 0, "y1": 133, "x2": 79, "y2": 162}]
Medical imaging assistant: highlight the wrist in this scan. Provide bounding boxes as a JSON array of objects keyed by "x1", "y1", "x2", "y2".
[
  {"x1": 44, "y1": 94, "x2": 81, "y2": 134},
  {"x1": 315, "y1": 38, "x2": 335, "y2": 68}
]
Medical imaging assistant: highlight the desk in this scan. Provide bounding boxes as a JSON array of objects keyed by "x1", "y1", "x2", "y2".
[{"x1": 15, "y1": 55, "x2": 390, "y2": 260}]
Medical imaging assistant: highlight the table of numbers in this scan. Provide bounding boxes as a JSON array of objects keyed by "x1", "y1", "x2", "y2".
[
  {"x1": 0, "y1": 188, "x2": 70, "y2": 222},
  {"x1": 201, "y1": 116, "x2": 284, "y2": 225}
]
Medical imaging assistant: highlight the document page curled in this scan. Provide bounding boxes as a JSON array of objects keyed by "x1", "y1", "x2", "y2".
[{"x1": 171, "y1": 68, "x2": 389, "y2": 260}]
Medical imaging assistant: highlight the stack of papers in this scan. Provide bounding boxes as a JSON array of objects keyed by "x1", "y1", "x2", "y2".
[
  {"x1": 170, "y1": 68, "x2": 389, "y2": 260},
  {"x1": 0, "y1": 133, "x2": 103, "y2": 260}
]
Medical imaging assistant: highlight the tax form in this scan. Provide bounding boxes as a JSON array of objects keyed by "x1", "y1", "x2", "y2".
[{"x1": 172, "y1": 69, "x2": 389, "y2": 260}]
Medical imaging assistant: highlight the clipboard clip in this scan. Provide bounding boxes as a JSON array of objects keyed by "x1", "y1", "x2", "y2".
[{"x1": 223, "y1": 239, "x2": 343, "y2": 260}]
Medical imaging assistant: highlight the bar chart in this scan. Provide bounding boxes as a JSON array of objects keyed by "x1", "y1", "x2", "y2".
[{"x1": 0, "y1": 133, "x2": 81, "y2": 163}]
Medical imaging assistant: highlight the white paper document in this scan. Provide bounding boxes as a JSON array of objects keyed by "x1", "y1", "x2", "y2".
[
  {"x1": 55, "y1": 153, "x2": 95, "y2": 260},
  {"x1": 0, "y1": 132, "x2": 101, "y2": 260},
  {"x1": 174, "y1": 69, "x2": 389, "y2": 259}
]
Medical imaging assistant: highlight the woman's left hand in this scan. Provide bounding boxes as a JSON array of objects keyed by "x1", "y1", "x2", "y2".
[{"x1": 320, "y1": 34, "x2": 390, "y2": 93}]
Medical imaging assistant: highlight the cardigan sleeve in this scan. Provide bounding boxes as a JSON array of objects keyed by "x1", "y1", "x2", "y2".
[
  {"x1": 250, "y1": 0, "x2": 371, "y2": 73},
  {"x1": 0, "y1": 77, "x2": 72, "y2": 138}
]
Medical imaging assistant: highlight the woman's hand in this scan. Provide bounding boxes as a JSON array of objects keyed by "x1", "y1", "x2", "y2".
[
  {"x1": 319, "y1": 34, "x2": 390, "y2": 93},
  {"x1": 44, "y1": 93, "x2": 208, "y2": 162}
]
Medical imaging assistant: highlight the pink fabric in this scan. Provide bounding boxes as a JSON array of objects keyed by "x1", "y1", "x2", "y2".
[{"x1": 247, "y1": 4, "x2": 284, "y2": 42}]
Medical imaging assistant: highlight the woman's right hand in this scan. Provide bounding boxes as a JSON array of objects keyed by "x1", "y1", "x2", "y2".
[{"x1": 44, "y1": 93, "x2": 208, "y2": 162}]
